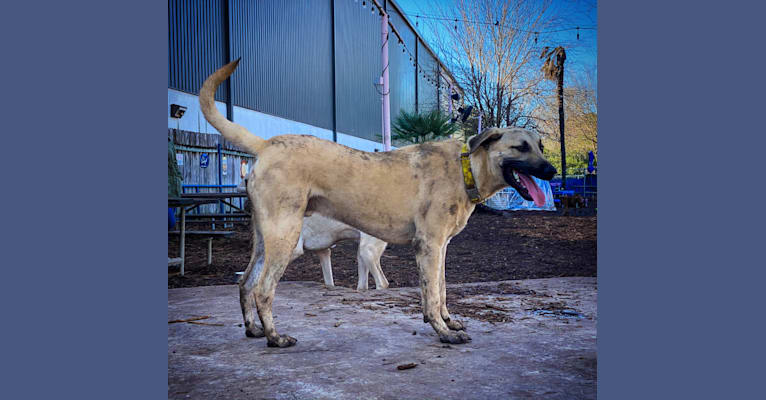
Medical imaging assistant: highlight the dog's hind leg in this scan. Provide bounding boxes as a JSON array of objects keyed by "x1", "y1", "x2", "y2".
[
  {"x1": 415, "y1": 236, "x2": 471, "y2": 344},
  {"x1": 239, "y1": 223, "x2": 265, "y2": 338},
  {"x1": 355, "y1": 245, "x2": 370, "y2": 291},
  {"x1": 253, "y1": 207, "x2": 305, "y2": 348},
  {"x1": 438, "y1": 239, "x2": 464, "y2": 331},
  {"x1": 360, "y1": 234, "x2": 388, "y2": 290},
  {"x1": 317, "y1": 248, "x2": 334, "y2": 288}
]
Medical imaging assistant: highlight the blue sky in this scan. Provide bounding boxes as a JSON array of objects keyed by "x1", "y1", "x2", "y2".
[{"x1": 392, "y1": 0, "x2": 597, "y2": 88}]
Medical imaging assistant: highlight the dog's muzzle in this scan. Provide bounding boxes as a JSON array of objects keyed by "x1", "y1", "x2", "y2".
[{"x1": 501, "y1": 160, "x2": 556, "y2": 206}]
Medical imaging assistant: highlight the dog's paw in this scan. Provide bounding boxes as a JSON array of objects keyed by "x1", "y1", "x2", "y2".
[
  {"x1": 244, "y1": 321, "x2": 265, "y2": 338},
  {"x1": 245, "y1": 328, "x2": 265, "y2": 338},
  {"x1": 267, "y1": 334, "x2": 298, "y2": 348},
  {"x1": 439, "y1": 330, "x2": 472, "y2": 344},
  {"x1": 445, "y1": 318, "x2": 466, "y2": 331}
]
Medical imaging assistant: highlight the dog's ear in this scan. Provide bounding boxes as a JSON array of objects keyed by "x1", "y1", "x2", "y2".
[{"x1": 468, "y1": 128, "x2": 504, "y2": 154}]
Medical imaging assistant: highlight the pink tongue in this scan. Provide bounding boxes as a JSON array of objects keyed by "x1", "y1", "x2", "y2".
[{"x1": 517, "y1": 172, "x2": 546, "y2": 207}]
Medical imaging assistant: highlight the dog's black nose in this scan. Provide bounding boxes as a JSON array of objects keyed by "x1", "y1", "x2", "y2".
[{"x1": 541, "y1": 163, "x2": 557, "y2": 180}]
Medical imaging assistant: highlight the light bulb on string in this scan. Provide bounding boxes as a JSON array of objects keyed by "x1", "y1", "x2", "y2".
[{"x1": 361, "y1": 1, "x2": 366, "y2": 9}]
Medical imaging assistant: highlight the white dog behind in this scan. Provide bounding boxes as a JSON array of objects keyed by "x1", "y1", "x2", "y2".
[
  {"x1": 293, "y1": 214, "x2": 389, "y2": 290},
  {"x1": 237, "y1": 181, "x2": 389, "y2": 290}
]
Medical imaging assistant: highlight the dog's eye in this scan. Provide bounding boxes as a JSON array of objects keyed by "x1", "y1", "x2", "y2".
[{"x1": 513, "y1": 142, "x2": 530, "y2": 152}]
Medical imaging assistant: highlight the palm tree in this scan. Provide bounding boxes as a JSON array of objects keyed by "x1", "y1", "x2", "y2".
[
  {"x1": 391, "y1": 110, "x2": 460, "y2": 145},
  {"x1": 541, "y1": 46, "x2": 567, "y2": 188}
]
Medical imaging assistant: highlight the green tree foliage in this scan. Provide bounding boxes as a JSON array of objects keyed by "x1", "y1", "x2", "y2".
[
  {"x1": 544, "y1": 148, "x2": 591, "y2": 176},
  {"x1": 392, "y1": 110, "x2": 461, "y2": 144}
]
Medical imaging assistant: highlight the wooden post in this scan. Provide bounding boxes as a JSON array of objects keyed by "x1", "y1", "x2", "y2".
[
  {"x1": 207, "y1": 238, "x2": 213, "y2": 265},
  {"x1": 180, "y1": 207, "x2": 186, "y2": 276}
]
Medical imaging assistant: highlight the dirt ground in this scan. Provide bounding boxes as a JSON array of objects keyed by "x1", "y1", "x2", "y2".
[
  {"x1": 168, "y1": 209, "x2": 597, "y2": 289},
  {"x1": 169, "y1": 278, "x2": 597, "y2": 399}
]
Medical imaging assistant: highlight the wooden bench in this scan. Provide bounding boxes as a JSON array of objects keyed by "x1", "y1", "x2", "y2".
[
  {"x1": 168, "y1": 231, "x2": 235, "y2": 266},
  {"x1": 185, "y1": 213, "x2": 250, "y2": 227},
  {"x1": 185, "y1": 213, "x2": 249, "y2": 219}
]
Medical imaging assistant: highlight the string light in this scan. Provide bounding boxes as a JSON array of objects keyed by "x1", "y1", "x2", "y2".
[
  {"x1": 350, "y1": 1, "x2": 455, "y2": 94},
  {"x1": 406, "y1": 12, "x2": 595, "y2": 34}
]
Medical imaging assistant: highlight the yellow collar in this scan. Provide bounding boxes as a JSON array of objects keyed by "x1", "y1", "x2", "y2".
[{"x1": 461, "y1": 143, "x2": 483, "y2": 203}]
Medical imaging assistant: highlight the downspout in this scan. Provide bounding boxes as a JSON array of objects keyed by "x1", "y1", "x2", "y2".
[
  {"x1": 331, "y1": 0, "x2": 338, "y2": 142},
  {"x1": 381, "y1": 1, "x2": 391, "y2": 151},
  {"x1": 220, "y1": 0, "x2": 234, "y2": 216}
]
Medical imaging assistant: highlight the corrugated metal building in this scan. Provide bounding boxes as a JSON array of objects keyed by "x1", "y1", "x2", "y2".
[{"x1": 168, "y1": 0, "x2": 463, "y2": 153}]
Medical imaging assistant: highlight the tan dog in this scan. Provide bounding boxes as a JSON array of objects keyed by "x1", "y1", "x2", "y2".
[{"x1": 200, "y1": 60, "x2": 556, "y2": 347}]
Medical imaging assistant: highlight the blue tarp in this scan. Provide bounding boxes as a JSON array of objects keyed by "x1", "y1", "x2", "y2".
[{"x1": 483, "y1": 176, "x2": 556, "y2": 211}]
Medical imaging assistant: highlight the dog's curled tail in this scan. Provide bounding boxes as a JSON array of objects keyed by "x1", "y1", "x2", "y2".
[{"x1": 199, "y1": 58, "x2": 267, "y2": 155}]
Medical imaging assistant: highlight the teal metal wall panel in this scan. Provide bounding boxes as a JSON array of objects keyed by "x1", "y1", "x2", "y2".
[
  {"x1": 334, "y1": 0, "x2": 382, "y2": 141},
  {"x1": 416, "y1": 39, "x2": 439, "y2": 112},
  {"x1": 168, "y1": 0, "x2": 228, "y2": 102},
  {"x1": 168, "y1": 1, "x2": 457, "y2": 141},
  {"x1": 231, "y1": 0, "x2": 334, "y2": 130},
  {"x1": 387, "y1": 6, "x2": 416, "y2": 123}
]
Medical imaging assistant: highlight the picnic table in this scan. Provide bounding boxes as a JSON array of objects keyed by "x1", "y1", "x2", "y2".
[
  {"x1": 168, "y1": 197, "x2": 219, "y2": 276},
  {"x1": 181, "y1": 192, "x2": 249, "y2": 213}
]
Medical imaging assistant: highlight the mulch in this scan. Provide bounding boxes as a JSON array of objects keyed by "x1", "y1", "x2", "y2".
[{"x1": 168, "y1": 209, "x2": 596, "y2": 289}]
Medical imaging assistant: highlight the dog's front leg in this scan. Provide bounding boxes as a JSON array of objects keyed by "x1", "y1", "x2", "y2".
[
  {"x1": 439, "y1": 239, "x2": 465, "y2": 331},
  {"x1": 416, "y1": 238, "x2": 471, "y2": 344}
]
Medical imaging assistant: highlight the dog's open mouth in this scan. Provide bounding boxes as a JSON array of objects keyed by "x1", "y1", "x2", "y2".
[{"x1": 504, "y1": 168, "x2": 546, "y2": 207}]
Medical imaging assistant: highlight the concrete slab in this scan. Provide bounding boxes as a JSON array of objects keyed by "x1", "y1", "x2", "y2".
[{"x1": 169, "y1": 278, "x2": 597, "y2": 399}]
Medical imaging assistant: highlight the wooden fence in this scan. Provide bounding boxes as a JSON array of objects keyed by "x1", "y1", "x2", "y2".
[{"x1": 169, "y1": 128, "x2": 254, "y2": 214}]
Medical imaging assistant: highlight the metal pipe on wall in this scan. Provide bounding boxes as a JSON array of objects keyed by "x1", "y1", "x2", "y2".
[
  {"x1": 381, "y1": 7, "x2": 391, "y2": 151},
  {"x1": 331, "y1": 0, "x2": 338, "y2": 143}
]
